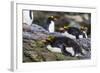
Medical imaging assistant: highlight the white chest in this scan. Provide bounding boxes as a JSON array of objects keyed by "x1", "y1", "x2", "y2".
[
  {"x1": 65, "y1": 47, "x2": 74, "y2": 56},
  {"x1": 83, "y1": 31, "x2": 88, "y2": 38},
  {"x1": 48, "y1": 21, "x2": 55, "y2": 32},
  {"x1": 47, "y1": 45, "x2": 61, "y2": 53},
  {"x1": 23, "y1": 10, "x2": 33, "y2": 25},
  {"x1": 46, "y1": 45, "x2": 74, "y2": 56},
  {"x1": 61, "y1": 31, "x2": 76, "y2": 39}
]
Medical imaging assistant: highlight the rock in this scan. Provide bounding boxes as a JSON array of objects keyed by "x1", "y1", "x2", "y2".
[
  {"x1": 23, "y1": 31, "x2": 49, "y2": 40},
  {"x1": 23, "y1": 53, "x2": 33, "y2": 62},
  {"x1": 31, "y1": 24, "x2": 48, "y2": 33},
  {"x1": 23, "y1": 23, "x2": 49, "y2": 40},
  {"x1": 75, "y1": 38, "x2": 91, "y2": 51},
  {"x1": 69, "y1": 20, "x2": 81, "y2": 29},
  {"x1": 65, "y1": 15, "x2": 83, "y2": 22},
  {"x1": 24, "y1": 51, "x2": 44, "y2": 62},
  {"x1": 54, "y1": 53, "x2": 78, "y2": 60},
  {"x1": 49, "y1": 32, "x2": 65, "y2": 37},
  {"x1": 23, "y1": 38, "x2": 80, "y2": 62},
  {"x1": 23, "y1": 23, "x2": 91, "y2": 62},
  {"x1": 23, "y1": 23, "x2": 48, "y2": 33},
  {"x1": 74, "y1": 38, "x2": 91, "y2": 59},
  {"x1": 41, "y1": 52, "x2": 57, "y2": 61}
]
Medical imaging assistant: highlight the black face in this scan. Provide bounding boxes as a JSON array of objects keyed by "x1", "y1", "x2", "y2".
[
  {"x1": 48, "y1": 16, "x2": 57, "y2": 21},
  {"x1": 47, "y1": 16, "x2": 59, "y2": 24}
]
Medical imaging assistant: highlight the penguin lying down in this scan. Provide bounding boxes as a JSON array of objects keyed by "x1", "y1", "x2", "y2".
[
  {"x1": 59, "y1": 27, "x2": 88, "y2": 39},
  {"x1": 66, "y1": 27, "x2": 88, "y2": 39},
  {"x1": 43, "y1": 36, "x2": 85, "y2": 57}
]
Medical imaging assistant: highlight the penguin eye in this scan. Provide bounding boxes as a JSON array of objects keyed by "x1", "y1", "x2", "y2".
[
  {"x1": 48, "y1": 16, "x2": 59, "y2": 21},
  {"x1": 50, "y1": 16, "x2": 54, "y2": 18},
  {"x1": 80, "y1": 26, "x2": 84, "y2": 30}
]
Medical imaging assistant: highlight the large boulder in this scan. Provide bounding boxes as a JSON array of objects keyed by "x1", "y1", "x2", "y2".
[
  {"x1": 23, "y1": 23, "x2": 49, "y2": 40},
  {"x1": 23, "y1": 23, "x2": 91, "y2": 62},
  {"x1": 75, "y1": 38, "x2": 91, "y2": 51},
  {"x1": 74, "y1": 38, "x2": 91, "y2": 59}
]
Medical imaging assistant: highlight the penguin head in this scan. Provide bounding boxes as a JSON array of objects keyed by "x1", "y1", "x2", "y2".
[
  {"x1": 59, "y1": 25, "x2": 70, "y2": 33},
  {"x1": 59, "y1": 27, "x2": 65, "y2": 33},
  {"x1": 80, "y1": 26, "x2": 88, "y2": 32},
  {"x1": 64, "y1": 25, "x2": 70, "y2": 30},
  {"x1": 48, "y1": 16, "x2": 59, "y2": 21},
  {"x1": 41, "y1": 36, "x2": 55, "y2": 45}
]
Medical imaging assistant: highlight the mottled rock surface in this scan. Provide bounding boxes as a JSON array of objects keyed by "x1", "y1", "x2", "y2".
[
  {"x1": 74, "y1": 38, "x2": 91, "y2": 59},
  {"x1": 23, "y1": 24, "x2": 91, "y2": 62}
]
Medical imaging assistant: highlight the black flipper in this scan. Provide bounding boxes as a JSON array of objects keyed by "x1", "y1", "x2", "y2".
[
  {"x1": 60, "y1": 45, "x2": 73, "y2": 57},
  {"x1": 29, "y1": 10, "x2": 32, "y2": 19},
  {"x1": 76, "y1": 35, "x2": 79, "y2": 39},
  {"x1": 73, "y1": 44, "x2": 85, "y2": 56}
]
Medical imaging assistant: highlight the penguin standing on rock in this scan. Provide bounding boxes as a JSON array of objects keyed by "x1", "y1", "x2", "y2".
[{"x1": 45, "y1": 16, "x2": 58, "y2": 33}]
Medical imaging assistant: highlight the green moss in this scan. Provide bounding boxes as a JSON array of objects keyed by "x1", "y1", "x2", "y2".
[
  {"x1": 54, "y1": 53, "x2": 79, "y2": 61},
  {"x1": 47, "y1": 35, "x2": 55, "y2": 41},
  {"x1": 35, "y1": 41, "x2": 45, "y2": 48},
  {"x1": 23, "y1": 39, "x2": 80, "y2": 62}
]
